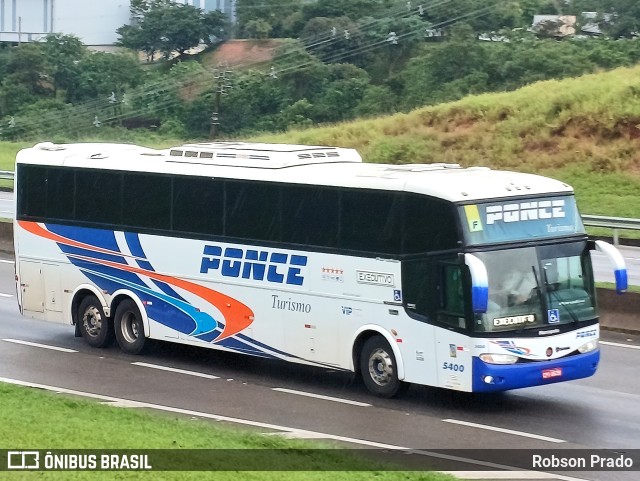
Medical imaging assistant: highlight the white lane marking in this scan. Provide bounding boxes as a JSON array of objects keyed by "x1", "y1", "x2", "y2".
[
  {"x1": 263, "y1": 430, "x2": 330, "y2": 440},
  {"x1": 442, "y1": 419, "x2": 565, "y2": 443},
  {"x1": 0, "y1": 377, "x2": 588, "y2": 481},
  {"x1": 0, "y1": 376, "x2": 403, "y2": 449},
  {"x1": 0, "y1": 293, "x2": 13, "y2": 298},
  {"x1": 0, "y1": 259, "x2": 14, "y2": 264},
  {"x1": 272, "y1": 387, "x2": 371, "y2": 407},
  {"x1": 100, "y1": 400, "x2": 147, "y2": 408},
  {"x1": 131, "y1": 362, "x2": 220, "y2": 380},
  {"x1": 600, "y1": 341, "x2": 640, "y2": 350},
  {"x1": 2, "y1": 339, "x2": 77, "y2": 353}
]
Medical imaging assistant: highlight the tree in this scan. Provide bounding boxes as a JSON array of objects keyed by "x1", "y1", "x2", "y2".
[
  {"x1": 117, "y1": 21, "x2": 161, "y2": 61},
  {"x1": 41, "y1": 34, "x2": 87, "y2": 101},
  {"x1": 0, "y1": 44, "x2": 50, "y2": 116},
  {"x1": 244, "y1": 19, "x2": 273, "y2": 40},
  {"x1": 153, "y1": 3, "x2": 206, "y2": 58},
  {"x1": 236, "y1": 0, "x2": 304, "y2": 38},
  {"x1": 301, "y1": 0, "x2": 388, "y2": 22},
  {"x1": 300, "y1": 17, "x2": 361, "y2": 63},
  {"x1": 117, "y1": 0, "x2": 223, "y2": 60},
  {"x1": 600, "y1": 0, "x2": 640, "y2": 38},
  {"x1": 397, "y1": 24, "x2": 488, "y2": 109},
  {"x1": 202, "y1": 10, "x2": 230, "y2": 46},
  {"x1": 76, "y1": 52, "x2": 145, "y2": 101},
  {"x1": 354, "y1": 85, "x2": 398, "y2": 117}
]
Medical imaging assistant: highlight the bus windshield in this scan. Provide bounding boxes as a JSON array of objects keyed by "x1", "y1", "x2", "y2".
[{"x1": 473, "y1": 241, "x2": 596, "y2": 333}]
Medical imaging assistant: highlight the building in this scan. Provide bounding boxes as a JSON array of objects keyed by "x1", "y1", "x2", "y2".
[
  {"x1": 0, "y1": 0, "x2": 236, "y2": 46},
  {"x1": 531, "y1": 15, "x2": 577, "y2": 38}
]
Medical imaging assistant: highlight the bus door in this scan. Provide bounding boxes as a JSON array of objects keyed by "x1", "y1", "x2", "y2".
[
  {"x1": 282, "y1": 293, "x2": 342, "y2": 366},
  {"x1": 19, "y1": 261, "x2": 63, "y2": 320},
  {"x1": 433, "y1": 261, "x2": 473, "y2": 391}
]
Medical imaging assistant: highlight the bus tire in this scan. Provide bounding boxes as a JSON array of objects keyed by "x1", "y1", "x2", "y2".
[
  {"x1": 114, "y1": 300, "x2": 147, "y2": 355},
  {"x1": 78, "y1": 295, "x2": 114, "y2": 348},
  {"x1": 360, "y1": 335, "x2": 408, "y2": 398}
]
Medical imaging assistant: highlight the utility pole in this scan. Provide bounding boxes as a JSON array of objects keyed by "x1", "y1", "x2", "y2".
[{"x1": 209, "y1": 65, "x2": 232, "y2": 141}]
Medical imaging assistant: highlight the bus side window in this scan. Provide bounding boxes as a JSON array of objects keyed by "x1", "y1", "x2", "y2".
[
  {"x1": 401, "y1": 259, "x2": 435, "y2": 321},
  {"x1": 437, "y1": 264, "x2": 466, "y2": 329}
]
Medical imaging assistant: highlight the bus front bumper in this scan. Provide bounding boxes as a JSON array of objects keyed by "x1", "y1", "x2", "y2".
[{"x1": 472, "y1": 349, "x2": 600, "y2": 392}]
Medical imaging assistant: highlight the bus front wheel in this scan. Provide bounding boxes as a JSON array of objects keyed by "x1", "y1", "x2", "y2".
[
  {"x1": 78, "y1": 295, "x2": 114, "y2": 348},
  {"x1": 360, "y1": 336, "x2": 408, "y2": 398},
  {"x1": 114, "y1": 300, "x2": 147, "y2": 355}
]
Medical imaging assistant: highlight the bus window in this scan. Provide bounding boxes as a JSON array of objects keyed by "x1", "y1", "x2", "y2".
[
  {"x1": 402, "y1": 258, "x2": 433, "y2": 320},
  {"x1": 17, "y1": 165, "x2": 47, "y2": 219},
  {"x1": 282, "y1": 185, "x2": 339, "y2": 248},
  {"x1": 47, "y1": 168, "x2": 75, "y2": 221},
  {"x1": 437, "y1": 263, "x2": 466, "y2": 329},
  {"x1": 75, "y1": 170, "x2": 122, "y2": 226},
  {"x1": 225, "y1": 181, "x2": 281, "y2": 242},
  {"x1": 172, "y1": 176, "x2": 223, "y2": 236},
  {"x1": 123, "y1": 173, "x2": 171, "y2": 230}
]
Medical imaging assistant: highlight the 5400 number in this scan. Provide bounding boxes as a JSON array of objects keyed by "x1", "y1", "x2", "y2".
[{"x1": 442, "y1": 362, "x2": 464, "y2": 372}]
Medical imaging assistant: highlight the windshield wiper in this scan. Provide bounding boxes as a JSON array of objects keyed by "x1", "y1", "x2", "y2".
[
  {"x1": 542, "y1": 266, "x2": 580, "y2": 326},
  {"x1": 531, "y1": 265, "x2": 543, "y2": 307}
]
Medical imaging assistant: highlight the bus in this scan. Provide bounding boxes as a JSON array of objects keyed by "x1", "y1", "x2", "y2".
[{"x1": 14, "y1": 141, "x2": 628, "y2": 397}]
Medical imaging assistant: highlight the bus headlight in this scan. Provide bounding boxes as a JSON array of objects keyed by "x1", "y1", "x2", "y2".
[
  {"x1": 479, "y1": 353, "x2": 518, "y2": 365},
  {"x1": 578, "y1": 340, "x2": 598, "y2": 354}
]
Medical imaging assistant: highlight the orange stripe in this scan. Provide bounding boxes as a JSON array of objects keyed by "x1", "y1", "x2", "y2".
[
  {"x1": 20, "y1": 221, "x2": 254, "y2": 341},
  {"x1": 18, "y1": 221, "x2": 136, "y2": 258}
]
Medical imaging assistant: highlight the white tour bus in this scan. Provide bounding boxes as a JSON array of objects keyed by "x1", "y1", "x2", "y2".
[{"x1": 13, "y1": 141, "x2": 628, "y2": 397}]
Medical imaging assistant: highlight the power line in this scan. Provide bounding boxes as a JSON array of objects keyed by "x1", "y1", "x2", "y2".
[{"x1": 1, "y1": 0, "x2": 500, "y2": 138}]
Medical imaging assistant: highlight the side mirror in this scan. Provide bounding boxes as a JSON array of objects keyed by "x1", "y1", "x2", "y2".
[
  {"x1": 464, "y1": 253, "x2": 488, "y2": 313},
  {"x1": 593, "y1": 240, "x2": 628, "y2": 294}
]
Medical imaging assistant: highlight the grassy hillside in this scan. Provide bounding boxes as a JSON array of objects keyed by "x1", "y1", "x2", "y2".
[
  {"x1": 2, "y1": 65, "x2": 639, "y2": 218},
  {"x1": 252, "y1": 65, "x2": 640, "y2": 218}
]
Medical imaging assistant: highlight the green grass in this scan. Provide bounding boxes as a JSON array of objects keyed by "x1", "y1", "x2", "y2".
[
  {"x1": 249, "y1": 65, "x2": 640, "y2": 219},
  {"x1": 0, "y1": 382, "x2": 455, "y2": 480},
  {"x1": 0, "y1": 142, "x2": 27, "y2": 171}
]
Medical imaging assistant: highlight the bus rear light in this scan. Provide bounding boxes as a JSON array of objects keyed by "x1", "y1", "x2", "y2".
[{"x1": 479, "y1": 353, "x2": 518, "y2": 364}]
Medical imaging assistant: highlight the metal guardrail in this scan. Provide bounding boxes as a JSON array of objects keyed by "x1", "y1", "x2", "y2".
[
  {"x1": 0, "y1": 170, "x2": 638, "y2": 243},
  {"x1": 582, "y1": 215, "x2": 640, "y2": 246}
]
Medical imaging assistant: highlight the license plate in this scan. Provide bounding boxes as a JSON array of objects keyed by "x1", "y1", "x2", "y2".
[{"x1": 542, "y1": 367, "x2": 562, "y2": 379}]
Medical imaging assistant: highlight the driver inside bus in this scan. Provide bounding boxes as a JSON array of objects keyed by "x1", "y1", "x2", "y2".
[{"x1": 499, "y1": 268, "x2": 538, "y2": 307}]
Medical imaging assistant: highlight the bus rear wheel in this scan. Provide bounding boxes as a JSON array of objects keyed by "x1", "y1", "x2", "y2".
[
  {"x1": 360, "y1": 336, "x2": 408, "y2": 398},
  {"x1": 114, "y1": 300, "x2": 147, "y2": 355},
  {"x1": 78, "y1": 295, "x2": 114, "y2": 348}
]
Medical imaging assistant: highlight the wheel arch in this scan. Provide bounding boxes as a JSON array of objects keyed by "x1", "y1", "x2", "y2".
[
  {"x1": 70, "y1": 284, "x2": 108, "y2": 331},
  {"x1": 110, "y1": 289, "x2": 150, "y2": 338},
  {"x1": 351, "y1": 325, "x2": 405, "y2": 380}
]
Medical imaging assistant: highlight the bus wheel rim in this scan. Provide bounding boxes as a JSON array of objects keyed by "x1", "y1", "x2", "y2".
[
  {"x1": 368, "y1": 348, "x2": 394, "y2": 386},
  {"x1": 82, "y1": 306, "x2": 102, "y2": 337},
  {"x1": 121, "y1": 312, "x2": 140, "y2": 344}
]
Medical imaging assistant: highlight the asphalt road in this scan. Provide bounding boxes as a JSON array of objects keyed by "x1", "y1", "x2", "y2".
[
  {"x1": 0, "y1": 258, "x2": 639, "y2": 481},
  {"x1": 0, "y1": 190, "x2": 12, "y2": 219},
  {"x1": 591, "y1": 246, "x2": 640, "y2": 287}
]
